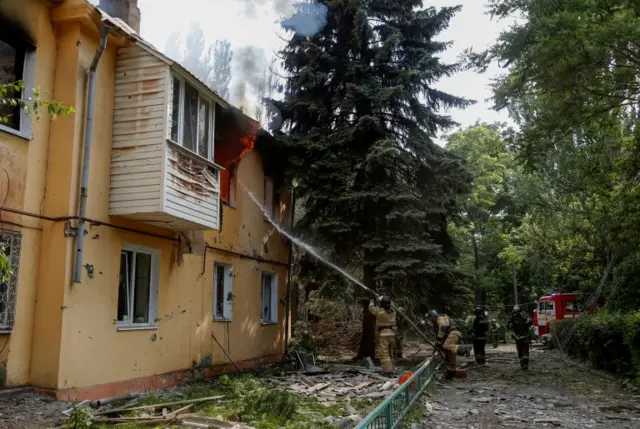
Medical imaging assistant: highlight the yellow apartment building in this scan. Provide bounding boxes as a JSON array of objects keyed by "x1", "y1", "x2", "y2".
[{"x1": 0, "y1": 0, "x2": 292, "y2": 400}]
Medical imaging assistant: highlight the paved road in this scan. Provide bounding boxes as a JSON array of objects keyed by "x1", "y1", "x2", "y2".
[{"x1": 418, "y1": 345, "x2": 640, "y2": 428}]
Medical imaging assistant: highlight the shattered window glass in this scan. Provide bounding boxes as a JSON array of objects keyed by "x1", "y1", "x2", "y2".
[
  {"x1": 0, "y1": 39, "x2": 25, "y2": 131},
  {"x1": 182, "y1": 82, "x2": 198, "y2": 152}
]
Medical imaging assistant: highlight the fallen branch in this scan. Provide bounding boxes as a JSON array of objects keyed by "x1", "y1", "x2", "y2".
[{"x1": 93, "y1": 395, "x2": 225, "y2": 416}]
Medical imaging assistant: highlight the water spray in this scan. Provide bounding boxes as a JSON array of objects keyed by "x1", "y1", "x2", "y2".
[{"x1": 239, "y1": 182, "x2": 438, "y2": 350}]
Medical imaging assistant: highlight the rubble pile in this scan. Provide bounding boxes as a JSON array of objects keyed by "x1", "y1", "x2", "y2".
[{"x1": 268, "y1": 364, "x2": 401, "y2": 405}]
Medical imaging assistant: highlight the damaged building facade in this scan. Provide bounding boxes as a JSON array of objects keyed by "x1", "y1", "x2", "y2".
[{"x1": 0, "y1": 0, "x2": 292, "y2": 400}]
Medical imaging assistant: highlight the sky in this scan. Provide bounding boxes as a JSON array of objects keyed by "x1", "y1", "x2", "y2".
[{"x1": 93, "y1": 0, "x2": 514, "y2": 140}]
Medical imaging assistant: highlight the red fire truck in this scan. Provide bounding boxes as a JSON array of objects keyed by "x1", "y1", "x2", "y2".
[{"x1": 533, "y1": 293, "x2": 581, "y2": 340}]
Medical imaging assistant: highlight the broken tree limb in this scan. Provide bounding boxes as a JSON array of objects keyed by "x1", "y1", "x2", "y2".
[
  {"x1": 211, "y1": 333, "x2": 241, "y2": 373},
  {"x1": 92, "y1": 395, "x2": 225, "y2": 416}
]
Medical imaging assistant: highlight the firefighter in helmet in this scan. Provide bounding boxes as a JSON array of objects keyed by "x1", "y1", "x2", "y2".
[
  {"x1": 507, "y1": 305, "x2": 533, "y2": 370},
  {"x1": 472, "y1": 306, "x2": 489, "y2": 364},
  {"x1": 428, "y1": 310, "x2": 472, "y2": 379},
  {"x1": 369, "y1": 296, "x2": 396, "y2": 374}
]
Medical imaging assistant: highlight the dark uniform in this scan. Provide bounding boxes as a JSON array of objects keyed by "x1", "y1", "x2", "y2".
[
  {"x1": 472, "y1": 307, "x2": 488, "y2": 364},
  {"x1": 508, "y1": 306, "x2": 533, "y2": 369}
]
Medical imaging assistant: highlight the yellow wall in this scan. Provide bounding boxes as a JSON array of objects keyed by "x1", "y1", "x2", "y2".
[
  {"x1": 0, "y1": 0, "x2": 58, "y2": 386},
  {"x1": 2, "y1": 0, "x2": 290, "y2": 391}
]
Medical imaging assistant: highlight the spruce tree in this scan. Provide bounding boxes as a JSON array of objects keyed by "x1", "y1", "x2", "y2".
[{"x1": 274, "y1": 0, "x2": 472, "y2": 357}]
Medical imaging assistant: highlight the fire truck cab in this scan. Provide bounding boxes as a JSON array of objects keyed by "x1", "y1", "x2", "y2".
[{"x1": 533, "y1": 293, "x2": 580, "y2": 339}]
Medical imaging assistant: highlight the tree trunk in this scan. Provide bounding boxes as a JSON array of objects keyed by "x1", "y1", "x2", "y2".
[
  {"x1": 512, "y1": 264, "x2": 518, "y2": 306},
  {"x1": 356, "y1": 265, "x2": 377, "y2": 359},
  {"x1": 472, "y1": 233, "x2": 480, "y2": 271}
]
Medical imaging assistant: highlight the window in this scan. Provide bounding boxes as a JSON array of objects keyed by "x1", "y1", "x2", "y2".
[
  {"x1": 0, "y1": 230, "x2": 21, "y2": 331},
  {"x1": 0, "y1": 32, "x2": 34, "y2": 137},
  {"x1": 565, "y1": 300, "x2": 578, "y2": 313},
  {"x1": 117, "y1": 245, "x2": 159, "y2": 329},
  {"x1": 213, "y1": 263, "x2": 233, "y2": 321},
  {"x1": 168, "y1": 75, "x2": 215, "y2": 160},
  {"x1": 261, "y1": 272, "x2": 278, "y2": 324}
]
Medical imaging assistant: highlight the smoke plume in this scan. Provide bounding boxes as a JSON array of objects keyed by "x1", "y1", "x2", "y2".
[
  {"x1": 230, "y1": 46, "x2": 267, "y2": 113},
  {"x1": 235, "y1": 0, "x2": 328, "y2": 38}
]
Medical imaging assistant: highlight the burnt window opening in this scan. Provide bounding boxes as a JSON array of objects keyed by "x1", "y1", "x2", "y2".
[
  {"x1": 0, "y1": 37, "x2": 25, "y2": 132},
  {"x1": 0, "y1": 17, "x2": 36, "y2": 138},
  {"x1": 214, "y1": 107, "x2": 259, "y2": 205}
]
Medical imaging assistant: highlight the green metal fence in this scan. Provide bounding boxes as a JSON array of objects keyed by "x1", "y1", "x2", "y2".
[{"x1": 355, "y1": 357, "x2": 441, "y2": 429}]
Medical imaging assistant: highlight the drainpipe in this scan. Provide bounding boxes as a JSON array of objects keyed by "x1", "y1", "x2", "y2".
[
  {"x1": 284, "y1": 186, "x2": 296, "y2": 353},
  {"x1": 74, "y1": 26, "x2": 111, "y2": 284}
]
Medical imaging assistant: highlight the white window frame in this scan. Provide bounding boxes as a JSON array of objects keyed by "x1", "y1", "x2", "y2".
[
  {"x1": 168, "y1": 73, "x2": 215, "y2": 161},
  {"x1": 213, "y1": 263, "x2": 233, "y2": 321},
  {"x1": 261, "y1": 272, "x2": 278, "y2": 325},
  {"x1": 117, "y1": 244, "x2": 160, "y2": 331},
  {"x1": 0, "y1": 36, "x2": 35, "y2": 140}
]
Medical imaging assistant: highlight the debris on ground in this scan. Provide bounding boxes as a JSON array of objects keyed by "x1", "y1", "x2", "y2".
[
  {"x1": 0, "y1": 389, "x2": 69, "y2": 429},
  {"x1": 266, "y1": 363, "x2": 404, "y2": 406},
  {"x1": 418, "y1": 345, "x2": 640, "y2": 429}
]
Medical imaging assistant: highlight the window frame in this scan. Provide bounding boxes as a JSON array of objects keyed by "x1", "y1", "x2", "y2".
[
  {"x1": 213, "y1": 262, "x2": 233, "y2": 321},
  {"x1": 0, "y1": 34, "x2": 35, "y2": 140},
  {"x1": 260, "y1": 271, "x2": 278, "y2": 325},
  {"x1": 0, "y1": 230, "x2": 21, "y2": 332},
  {"x1": 116, "y1": 244, "x2": 160, "y2": 331},
  {"x1": 168, "y1": 73, "x2": 215, "y2": 162}
]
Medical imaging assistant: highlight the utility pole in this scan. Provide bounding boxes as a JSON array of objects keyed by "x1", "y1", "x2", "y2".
[{"x1": 512, "y1": 263, "x2": 518, "y2": 306}]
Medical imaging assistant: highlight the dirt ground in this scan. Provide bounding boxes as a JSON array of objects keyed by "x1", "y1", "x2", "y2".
[
  {"x1": 0, "y1": 389, "x2": 69, "y2": 429},
  {"x1": 418, "y1": 344, "x2": 640, "y2": 429}
]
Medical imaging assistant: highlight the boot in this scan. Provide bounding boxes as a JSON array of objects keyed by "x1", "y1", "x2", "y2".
[
  {"x1": 445, "y1": 369, "x2": 456, "y2": 380},
  {"x1": 456, "y1": 344, "x2": 472, "y2": 357}
]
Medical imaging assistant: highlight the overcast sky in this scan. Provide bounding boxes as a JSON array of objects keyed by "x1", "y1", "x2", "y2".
[{"x1": 93, "y1": 0, "x2": 513, "y2": 138}]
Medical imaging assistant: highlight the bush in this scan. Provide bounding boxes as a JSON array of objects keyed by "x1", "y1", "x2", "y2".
[
  {"x1": 551, "y1": 311, "x2": 640, "y2": 384},
  {"x1": 608, "y1": 253, "x2": 640, "y2": 312}
]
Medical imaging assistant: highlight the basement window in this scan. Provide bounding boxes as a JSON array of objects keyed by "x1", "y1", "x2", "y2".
[
  {"x1": 261, "y1": 272, "x2": 278, "y2": 324},
  {"x1": 213, "y1": 263, "x2": 233, "y2": 321},
  {"x1": 168, "y1": 75, "x2": 215, "y2": 160},
  {"x1": 0, "y1": 230, "x2": 21, "y2": 332},
  {"x1": 0, "y1": 31, "x2": 35, "y2": 139},
  {"x1": 117, "y1": 245, "x2": 160, "y2": 330}
]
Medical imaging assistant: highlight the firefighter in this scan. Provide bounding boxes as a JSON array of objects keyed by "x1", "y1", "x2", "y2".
[
  {"x1": 369, "y1": 296, "x2": 396, "y2": 374},
  {"x1": 428, "y1": 310, "x2": 472, "y2": 379},
  {"x1": 508, "y1": 305, "x2": 533, "y2": 370},
  {"x1": 472, "y1": 306, "x2": 488, "y2": 364},
  {"x1": 489, "y1": 318, "x2": 500, "y2": 348}
]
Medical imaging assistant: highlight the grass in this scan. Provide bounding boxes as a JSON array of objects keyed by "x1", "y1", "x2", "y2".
[{"x1": 90, "y1": 375, "x2": 346, "y2": 429}]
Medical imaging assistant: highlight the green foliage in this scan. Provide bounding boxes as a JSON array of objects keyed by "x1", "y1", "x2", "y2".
[
  {"x1": 608, "y1": 253, "x2": 640, "y2": 313},
  {"x1": 552, "y1": 312, "x2": 640, "y2": 384},
  {"x1": 105, "y1": 375, "x2": 343, "y2": 429},
  {"x1": 64, "y1": 405, "x2": 92, "y2": 429},
  {"x1": 455, "y1": 0, "x2": 640, "y2": 310},
  {"x1": 0, "y1": 81, "x2": 75, "y2": 124},
  {"x1": 273, "y1": 0, "x2": 473, "y2": 319}
]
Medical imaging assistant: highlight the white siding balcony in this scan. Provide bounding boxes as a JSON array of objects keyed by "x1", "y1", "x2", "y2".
[{"x1": 108, "y1": 44, "x2": 225, "y2": 231}]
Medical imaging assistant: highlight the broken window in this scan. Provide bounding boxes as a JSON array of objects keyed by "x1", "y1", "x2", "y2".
[
  {"x1": 0, "y1": 37, "x2": 25, "y2": 133},
  {"x1": 261, "y1": 272, "x2": 278, "y2": 324},
  {"x1": 213, "y1": 263, "x2": 232, "y2": 321},
  {"x1": 168, "y1": 75, "x2": 215, "y2": 160},
  {"x1": 117, "y1": 245, "x2": 159, "y2": 329},
  {"x1": 0, "y1": 230, "x2": 21, "y2": 331}
]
